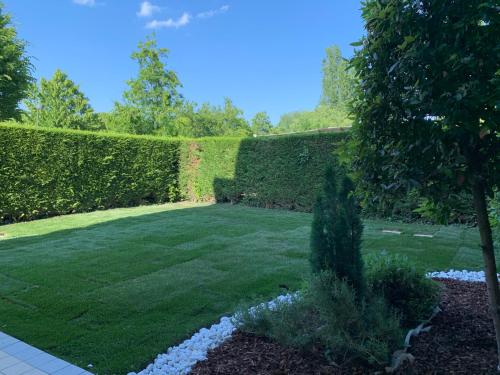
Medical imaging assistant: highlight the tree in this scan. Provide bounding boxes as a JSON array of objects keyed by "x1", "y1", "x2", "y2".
[
  {"x1": 187, "y1": 98, "x2": 250, "y2": 137},
  {"x1": 24, "y1": 69, "x2": 102, "y2": 130},
  {"x1": 351, "y1": 0, "x2": 500, "y2": 367},
  {"x1": 0, "y1": 2, "x2": 33, "y2": 120},
  {"x1": 276, "y1": 105, "x2": 352, "y2": 134},
  {"x1": 320, "y1": 45, "x2": 355, "y2": 112},
  {"x1": 115, "y1": 35, "x2": 183, "y2": 135},
  {"x1": 251, "y1": 111, "x2": 273, "y2": 135},
  {"x1": 310, "y1": 166, "x2": 365, "y2": 297}
]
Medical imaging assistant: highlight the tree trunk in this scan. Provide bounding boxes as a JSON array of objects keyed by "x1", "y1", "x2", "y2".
[{"x1": 472, "y1": 180, "x2": 500, "y2": 371}]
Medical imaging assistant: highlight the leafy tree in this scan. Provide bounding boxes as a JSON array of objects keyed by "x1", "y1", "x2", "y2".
[
  {"x1": 99, "y1": 105, "x2": 143, "y2": 134},
  {"x1": 351, "y1": 0, "x2": 500, "y2": 366},
  {"x1": 114, "y1": 35, "x2": 183, "y2": 136},
  {"x1": 182, "y1": 98, "x2": 251, "y2": 137},
  {"x1": 320, "y1": 45, "x2": 355, "y2": 112},
  {"x1": 24, "y1": 69, "x2": 102, "y2": 130},
  {"x1": 276, "y1": 105, "x2": 352, "y2": 134},
  {"x1": 251, "y1": 111, "x2": 273, "y2": 135},
  {"x1": 310, "y1": 166, "x2": 365, "y2": 297},
  {"x1": 0, "y1": 2, "x2": 33, "y2": 120}
]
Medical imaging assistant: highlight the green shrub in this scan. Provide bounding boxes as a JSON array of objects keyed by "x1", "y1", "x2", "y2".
[
  {"x1": 181, "y1": 132, "x2": 348, "y2": 211},
  {"x1": 310, "y1": 167, "x2": 365, "y2": 297},
  {"x1": 366, "y1": 253, "x2": 440, "y2": 327},
  {"x1": 0, "y1": 124, "x2": 182, "y2": 223},
  {"x1": 489, "y1": 192, "x2": 500, "y2": 247},
  {"x1": 237, "y1": 272, "x2": 403, "y2": 367}
]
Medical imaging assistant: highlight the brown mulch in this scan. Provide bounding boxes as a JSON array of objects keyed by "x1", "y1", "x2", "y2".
[
  {"x1": 397, "y1": 279, "x2": 497, "y2": 374},
  {"x1": 191, "y1": 279, "x2": 497, "y2": 375}
]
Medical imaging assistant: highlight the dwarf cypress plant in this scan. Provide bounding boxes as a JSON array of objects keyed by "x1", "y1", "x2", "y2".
[{"x1": 310, "y1": 166, "x2": 365, "y2": 297}]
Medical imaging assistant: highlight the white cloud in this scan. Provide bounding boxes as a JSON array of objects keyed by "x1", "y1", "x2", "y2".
[
  {"x1": 73, "y1": 0, "x2": 95, "y2": 6},
  {"x1": 146, "y1": 12, "x2": 191, "y2": 29},
  {"x1": 137, "y1": 1, "x2": 160, "y2": 17},
  {"x1": 196, "y1": 5, "x2": 229, "y2": 19}
]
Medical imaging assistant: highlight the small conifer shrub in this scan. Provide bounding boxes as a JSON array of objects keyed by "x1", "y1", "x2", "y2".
[{"x1": 310, "y1": 166, "x2": 365, "y2": 296}]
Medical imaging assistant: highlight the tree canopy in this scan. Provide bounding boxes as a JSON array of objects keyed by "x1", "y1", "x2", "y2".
[
  {"x1": 320, "y1": 45, "x2": 355, "y2": 112},
  {"x1": 251, "y1": 111, "x2": 273, "y2": 135},
  {"x1": 111, "y1": 36, "x2": 182, "y2": 136},
  {"x1": 24, "y1": 69, "x2": 102, "y2": 130},
  {"x1": 0, "y1": 2, "x2": 33, "y2": 121},
  {"x1": 351, "y1": 0, "x2": 500, "y2": 366}
]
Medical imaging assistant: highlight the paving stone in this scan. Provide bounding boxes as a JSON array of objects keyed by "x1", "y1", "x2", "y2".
[
  {"x1": 53, "y1": 364, "x2": 87, "y2": 375},
  {"x1": 20, "y1": 369, "x2": 48, "y2": 375},
  {"x1": 0, "y1": 333, "x2": 89, "y2": 375},
  {"x1": 0, "y1": 356, "x2": 20, "y2": 371},
  {"x1": 2, "y1": 361, "x2": 34, "y2": 375},
  {"x1": 0, "y1": 336, "x2": 18, "y2": 350},
  {"x1": 35, "y1": 358, "x2": 70, "y2": 374},
  {"x1": 25, "y1": 353, "x2": 58, "y2": 369},
  {"x1": 11, "y1": 347, "x2": 44, "y2": 362},
  {"x1": 2, "y1": 342, "x2": 31, "y2": 356}
]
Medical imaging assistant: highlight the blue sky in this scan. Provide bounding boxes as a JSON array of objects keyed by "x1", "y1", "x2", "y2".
[{"x1": 4, "y1": 1, "x2": 364, "y2": 123}]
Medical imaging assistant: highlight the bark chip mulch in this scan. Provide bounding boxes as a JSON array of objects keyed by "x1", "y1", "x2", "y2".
[
  {"x1": 191, "y1": 279, "x2": 497, "y2": 374},
  {"x1": 396, "y1": 278, "x2": 497, "y2": 374}
]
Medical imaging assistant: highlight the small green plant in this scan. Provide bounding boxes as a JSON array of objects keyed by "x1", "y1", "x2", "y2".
[
  {"x1": 237, "y1": 271, "x2": 402, "y2": 366},
  {"x1": 366, "y1": 252, "x2": 440, "y2": 327},
  {"x1": 489, "y1": 192, "x2": 500, "y2": 247},
  {"x1": 310, "y1": 166, "x2": 365, "y2": 297}
]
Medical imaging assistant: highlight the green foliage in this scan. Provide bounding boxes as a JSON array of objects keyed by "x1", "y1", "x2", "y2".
[
  {"x1": 109, "y1": 35, "x2": 183, "y2": 136},
  {"x1": 186, "y1": 98, "x2": 251, "y2": 137},
  {"x1": 413, "y1": 193, "x2": 476, "y2": 225},
  {"x1": 181, "y1": 133, "x2": 348, "y2": 211},
  {"x1": 351, "y1": 0, "x2": 499, "y2": 210},
  {"x1": 490, "y1": 192, "x2": 500, "y2": 246},
  {"x1": 366, "y1": 253, "x2": 440, "y2": 327},
  {"x1": 274, "y1": 45, "x2": 354, "y2": 134},
  {"x1": 310, "y1": 167, "x2": 365, "y2": 296},
  {"x1": 0, "y1": 123, "x2": 181, "y2": 223},
  {"x1": 251, "y1": 111, "x2": 273, "y2": 135},
  {"x1": 23, "y1": 70, "x2": 103, "y2": 130},
  {"x1": 0, "y1": 2, "x2": 33, "y2": 120},
  {"x1": 321, "y1": 45, "x2": 355, "y2": 112},
  {"x1": 276, "y1": 105, "x2": 351, "y2": 133},
  {"x1": 0, "y1": 124, "x2": 346, "y2": 222},
  {"x1": 238, "y1": 271, "x2": 402, "y2": 366}
]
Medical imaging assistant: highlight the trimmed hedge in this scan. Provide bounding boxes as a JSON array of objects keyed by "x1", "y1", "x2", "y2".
[
  {"x1": 181, "y1": 133, "x2": 348, "y2": 211},
  {"x1": 0, "y1": 124, "x2": 182, "y2": 223},
  {"x1": 0, "y1": 124, "x2": 347, "y2": 223}
]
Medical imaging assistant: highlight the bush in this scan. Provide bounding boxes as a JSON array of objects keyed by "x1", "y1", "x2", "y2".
[
  {"x1": 180, "y1": 132, "x2": 348, "y2": 211},
  {"x1": 310, "y1": 167, "x2": 365, "y2": 296},
  {"x1": 237, "y1": 272, "x2": 403, "y2": 367},
  {"x1": 366, "y1": 253, "x2": 440, "y2": 327},
  {"x1": 1, "y1": 124, "x2": 348, "y2": 223},
  {"x1": 0, "y1": 124, "x2": 182, "y2": 223}
]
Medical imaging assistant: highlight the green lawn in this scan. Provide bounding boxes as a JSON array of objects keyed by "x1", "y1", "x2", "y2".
[{"x1": 0, "y1": 203, "x2": 482, "y2": 374}]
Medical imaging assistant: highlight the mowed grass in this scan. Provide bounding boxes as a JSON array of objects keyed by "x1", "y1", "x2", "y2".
[{"x1": 0, "y1": 203, "x2": 482, "y2": 374}]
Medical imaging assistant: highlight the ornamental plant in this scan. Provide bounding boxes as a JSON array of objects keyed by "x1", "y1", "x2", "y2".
[
  {"x1": 310, "y1": 166, "x2": 365, "y2": 297},
  {"x1": 351, "y1": 0, "x2": 499, "y2": 367}
]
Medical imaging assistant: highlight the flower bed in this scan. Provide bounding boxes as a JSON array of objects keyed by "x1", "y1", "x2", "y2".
[{"x1": 130, "y1": 271, "x2": 495, "y2": 375}]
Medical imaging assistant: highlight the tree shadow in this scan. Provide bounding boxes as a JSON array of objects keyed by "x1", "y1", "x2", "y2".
[{"x1": 212, "y1": 134, "x2": 342, "y2": 211}]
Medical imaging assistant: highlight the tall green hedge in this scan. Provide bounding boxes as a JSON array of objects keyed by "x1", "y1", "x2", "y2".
[
  {"x1": 181, "y1": 133, "x2": 348, "y2": 211},
  {"x1": 0, "y1": 124, "x2": 182, "y2": 223},
  {"x1": 0, "y1": 124, "x2": 347, "y2": 223}
]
